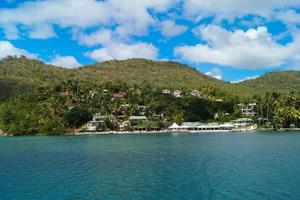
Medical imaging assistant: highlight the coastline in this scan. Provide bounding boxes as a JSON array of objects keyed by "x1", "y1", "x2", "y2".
[
  {"x1": 74, "y1": 128, "x2": 300, "y2": 135},
  {"x1": 1, "y1": 129, "x2": 300, "y2": 137},
  {"x1": 75, "y1": 129, "x2": 264, "y2": 135}
]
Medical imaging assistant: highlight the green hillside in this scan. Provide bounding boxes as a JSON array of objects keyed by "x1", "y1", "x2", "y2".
[
  {"x1": 234, "y1": 71, "x2": 300, "y2": 95},
  {"x1": 0, "y1": 56, "x2": 299, "y2": 99}
]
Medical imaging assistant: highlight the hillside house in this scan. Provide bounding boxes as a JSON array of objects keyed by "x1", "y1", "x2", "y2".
[
  {"x1": 238, "y1": 103, "x2": 256, "y2": 116},
  {"x1": 162, "y1": 89, "x2": 171, "y2": 94},
  {"x1": 173, "y1": 90, "x2": 182, "y2": 98},
  {"x1": 190, "y1": 90, "x2": 201, "y2": 97},
  {"x1": 129, "y1": 116, "x2": 148, "y2": 125},
  {"x1": 85, "y1": 113, "x2": 106, "y2": 131},
  {"x1": 137, "y1": 105, "x2": 148, "y2": 115},
  {"x1": 112, "y1": 91, "x2": 126, "y2": 99}
]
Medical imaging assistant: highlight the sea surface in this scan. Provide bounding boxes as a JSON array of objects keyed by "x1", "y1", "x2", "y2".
[{"x1": 1, "y1": 132, "x2": 300, "y2": 200}]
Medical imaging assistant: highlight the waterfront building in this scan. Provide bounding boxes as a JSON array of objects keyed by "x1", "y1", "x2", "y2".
[
  {"x1": 85, "y1": 113, "x2": 106, "y2": 131},
  {"x1": 169, "y1": 122, "x2": 235, "y2": 132},
  {"x1": 129, "y1": 116, "x2": 148, "y2": 124}
]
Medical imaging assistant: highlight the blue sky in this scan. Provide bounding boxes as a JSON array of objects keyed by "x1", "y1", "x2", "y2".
[{"x1": 0, "y1": 0, "x2": 300, "y2": 82}]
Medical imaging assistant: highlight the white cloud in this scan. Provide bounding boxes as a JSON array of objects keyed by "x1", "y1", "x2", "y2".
[
  {"x1": 49, "y1": 55, "x2": 81, "y2": 68},
  {"x1": 78, "y1": 29, "x2": 113, "y2": 47},
  {"x1": 230, "y1": 75, "x2": 259, "y2": 83},
  {"x1": 174, "y1": 25, "x2": 300, "y2": 69},
  {"x1": 109, "y1": 0, "x2": 177, "y2": 38},
  {"x1": 28, "y1": 24, "x2": 56, "y2": 39},
  {"x1": 205, "y1": 67, "x2": 222, "y2": 80},
  {"x1": 160, "y1": 20, "x2": 188, "y2": 37},
  {"x1": 86, "y1": 42, "x2": 158, "y2": 62},
  {"x1": 0, "y1": 0, "x2": 176, "y2": 39},
  {"x1": 183, "y1": 0, "x2": 300, "y2": 20},
  {"x1": 78, "y1": 27, "x2": 159, "y2": 62},
  {"x1": 276, "y1": 10, "x2": 300, "y2": 25},
  {"x1": 0, "y1": 0, "x2": 110, "y2": 30},
  {"x1": 0, "y1": 41, "x2": 36, "y2": 59}
]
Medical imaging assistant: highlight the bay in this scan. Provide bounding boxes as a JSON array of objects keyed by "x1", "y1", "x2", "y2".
[{"x1": 1, "y1": 132, "x2": 300, "y2": 200}]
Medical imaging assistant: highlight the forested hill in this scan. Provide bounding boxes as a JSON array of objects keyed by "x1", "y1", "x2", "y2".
[
  {"x1": 233, "y1": 71, "x2": 300, "y2": 95},
  {"x1": 0, "y1": 56, "x2": 299, "y2": 99}
]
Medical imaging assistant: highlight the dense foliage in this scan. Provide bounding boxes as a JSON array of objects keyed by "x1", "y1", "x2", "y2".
[
  {"x1": 0, "y1": 56, "x2": 299, "y2": 135},
  {"x1": 0, "y1": 81, "x2": 241, "y2": 135}
]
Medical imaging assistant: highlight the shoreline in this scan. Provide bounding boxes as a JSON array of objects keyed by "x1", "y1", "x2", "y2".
[
  {"x1": 1, "y1": 129, "x2": 300, "y2": 137},
  {"x1": 72, "y1": 128, "x2": 300, "y2": 135},
  {"x1": 75, "y1": 129, "x2": 278, "y2": 135}
]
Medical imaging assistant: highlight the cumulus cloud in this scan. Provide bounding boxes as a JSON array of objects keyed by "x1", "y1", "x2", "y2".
[
  {"x1": 276, "y1": 10, "x2": 300, "y2": 25},
  {"x1": 78, "y1": 27, "x2": 158, "y2": 62},
  {"x1": 183, "y1": 0, "x2": 300, "y2": 21},
  {"x1": 205, "y1": 67, "x2": 222, "y2": 80},
  {"x1": 0, "y1": 41, "x2": 36, "y2": 59},
  {"x1": 28, "y1": 24, "x2": 56, "y2": 39},
  {"x1": 0, "y1": 0, "x2": 175, "y2": 39},
  {"x1": 174, "y1": 25, "x2": 300, "y2": 69},
  {"x1": 85, "y1": 42, "x2": 158, "y2": 62},
  {"x1": 49, "y1": 55, "x2": 81, "y2": 68},
  {"x1": 160, "y1": 20, "x2": 188, "y2": 37},
  {"x1": 77, "y1": 29, "x2": 113, "y2": 47}
]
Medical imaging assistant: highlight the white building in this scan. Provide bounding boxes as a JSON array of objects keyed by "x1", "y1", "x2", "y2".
[
  {"x1": 86, "y1": 113, "x2": 106, "y2": 131},
  {"x1": 190, "y1": 90, "x2": 201, "y2": 97},
  {"x1": 169, "y1": 122, "x2": 235, "y2": 132},
  {"x1": 162, "y1": 89, "x2": 171, "y2": 94},
  {"x1": 173, "y1": 90, "x2": 182, "y2": 98},
  {"x1": 238, "y1": 103, "x2": 256, "y2": 116}
]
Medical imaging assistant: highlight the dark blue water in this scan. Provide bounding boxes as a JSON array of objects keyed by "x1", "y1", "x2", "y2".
[{"x1": 1, "y1": 132, "x2": 300, "y2": 200}]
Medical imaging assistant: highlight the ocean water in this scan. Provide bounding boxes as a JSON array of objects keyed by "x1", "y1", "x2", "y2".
[{"x1": 1, "y1": 132, "x2": 300, "y2": 200}]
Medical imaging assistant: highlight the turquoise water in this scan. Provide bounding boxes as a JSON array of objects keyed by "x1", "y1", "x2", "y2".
[{"x1": 1, "y1": 132, "x2": 300, "y2": 200}]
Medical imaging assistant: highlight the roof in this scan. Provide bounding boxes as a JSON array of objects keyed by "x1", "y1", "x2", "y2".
[
  {"x1": 181, "y1": 122, "x2": 203, "y2": 127},
  {"x1": 113, "y1": 92, "x2": 126, "y2": 98},
  {"x1": 233, "y1": 118, "x2": 253, "y2": 122},
  {"x1": 129, "y1": 116, "x2": 148, "y2": 120},
  {"x1": 169, "y1": 122, "x2": 180, "y2": 129}
]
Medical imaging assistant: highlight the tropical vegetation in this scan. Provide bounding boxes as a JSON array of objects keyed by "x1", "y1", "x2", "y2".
[{"x1": 0, "y1": 56, "x2": 299, "y2": 135}]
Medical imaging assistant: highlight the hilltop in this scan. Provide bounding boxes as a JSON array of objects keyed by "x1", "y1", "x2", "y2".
[
  {"x1": 234, "y1": 71, "x2": 300, "y2": 95},
  {"x1": 0, "y1": 56, "x2": 300, "y2": 99}
]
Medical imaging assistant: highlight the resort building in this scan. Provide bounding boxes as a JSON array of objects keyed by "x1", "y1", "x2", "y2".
[
  {"x1": 85, "y1": 113, "x2": 106, "y2": 131},
  {"x1": 169, "y1": 120, "x2": 257, "y2": 132},
  {"x1": 173, "y1": 90, "x2": 182, "y2": 98},
  {"x1": 238, "y1": 103, "x2": 256, "y2": 116},
  {"x1": 89, "y1": 89, "x2": 98, "y2": 97},
  {"x1": 232, "y1": 118, "x2": 253, "y2": 124},
  {"x1": 162, "y1": 89, "x2": 171, "y2": 94},
  {"x1": 190, "y1": 90, "x2": 201, "y2": 97},
  {"x1": 121, "y1": 104, "x2": 131, "y2": 108},
  {"x1": 129, "y1": 116, "x2": 148, "y2": 124},
  {"x1": 137, "y1": 105, "x2": 148, "y2": 115},
  {"x1": 112, "y1": 91, "x2": 126, "y2": 99},
  {"x1": 169, "y1": 122, "x2": 235, "y2": 132}
]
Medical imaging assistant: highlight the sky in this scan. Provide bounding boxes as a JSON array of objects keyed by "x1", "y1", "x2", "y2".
[{"x1": 0, "y1": 0, "x2": 300, "y2": 82}]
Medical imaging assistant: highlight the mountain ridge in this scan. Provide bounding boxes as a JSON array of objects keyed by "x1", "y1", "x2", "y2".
[{"x1": 0, "y1": 56, "x2": 299, "y2": 99}]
